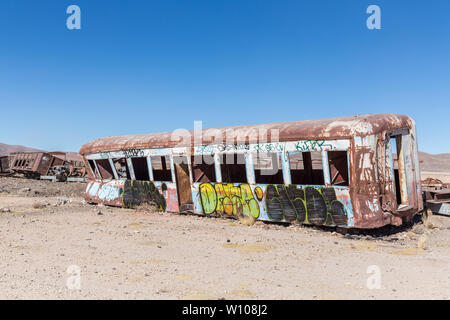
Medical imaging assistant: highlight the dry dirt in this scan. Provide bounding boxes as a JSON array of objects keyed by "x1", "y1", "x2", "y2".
[{"x1": 0, "y1": 177, "x2": 450, "y2": 300}]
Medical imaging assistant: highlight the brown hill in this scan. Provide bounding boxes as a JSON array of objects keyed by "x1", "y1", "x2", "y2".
[
  {"x1": 419, "y1": 152, "x2": 450, "y2": 173},
  {"x1": 0, "y1": 143, "x2": 44, "y2": 157}
]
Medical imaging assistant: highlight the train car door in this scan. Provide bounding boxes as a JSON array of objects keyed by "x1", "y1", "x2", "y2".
[
  {"x1": 388, "y1": 129, "x2": 416, "y2": 211},
  {"x1": 174, "y1": 156, "x2": 193, "y2": 212}
]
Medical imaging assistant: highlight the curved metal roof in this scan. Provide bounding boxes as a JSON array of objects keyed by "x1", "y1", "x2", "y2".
[{"x1": 80, "y1": 113, "x2": 413, "y2": 155}]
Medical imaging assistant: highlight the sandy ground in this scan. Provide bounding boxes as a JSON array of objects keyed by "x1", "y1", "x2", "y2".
[
  {"x1": 0, "y1": 177, "x2": 450, "y2": 300},
  {"x1": 422, "y1": 171, "x2": 450, "y2": 184}
]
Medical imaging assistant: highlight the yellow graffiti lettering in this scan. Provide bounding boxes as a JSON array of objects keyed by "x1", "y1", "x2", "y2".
[{"x1": 199, "y1": 183, "x2": 260, "y2": 218}]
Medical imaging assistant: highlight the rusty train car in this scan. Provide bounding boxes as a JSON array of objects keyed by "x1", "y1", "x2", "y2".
[
  {"x1": 0, "y1": 156, "x2": 10, "y2": 173},
  {"x1": 79, "y1": 113, "x2": 423, "y2": 229},
  {"x1": 9, "y1": 152, "x2": 87, "y2": 180}
]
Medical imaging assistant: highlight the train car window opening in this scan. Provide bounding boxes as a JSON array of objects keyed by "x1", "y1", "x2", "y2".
[
  {"x1": 390, "y1": 135, "x2": 407, "y2": 206},
  {"x1": 219, "y1": 153, "x2": 247, "y2": 183},
  {"x1": 253, "y1": 152, "x2": 283, "y2": 184},
  {"x1": 191, "y1": 155, "x2": 216, "y2": 183},
  {"x1": 310, "y1": 151, "x2": 325, "y2": 185},
  {"x1": 131, "y1": 157, "x2": 150, "y2": 181},
  {"x1": 289, "y1": 151, "x2": 324, "y2": 185},
  {"x1": 87, "y1": 160, "x2": 98, "y2": 178},
  {"x1": 151, "y1": 155, "x2": 172, "y2": 182},
  {"x1": 327, "y1": 151, "x2": 349, "y2": 186},
  {"x1": 112, "y1": 158, "x2": 130, "y2": 179},
  {"x1": 96, "y1": 159, "x2": 115, "y2": 180}
]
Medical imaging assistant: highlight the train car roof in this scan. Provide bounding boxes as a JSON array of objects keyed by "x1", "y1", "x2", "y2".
[{"x1": 80, "y1": 113, "x2": 413, "y2": 155}]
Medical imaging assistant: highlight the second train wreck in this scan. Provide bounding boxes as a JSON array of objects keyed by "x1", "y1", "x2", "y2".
[{"x1": 8, "y1": 152, "x2": 87, "y2": 181}]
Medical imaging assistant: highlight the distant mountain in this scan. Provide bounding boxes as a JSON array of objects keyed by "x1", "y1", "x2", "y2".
[
  {"x1": 419, "y1": 152, "x2": 450, "y2": 173},
  {"x1": 0, "y1": 143, "x2": 44, "y2": 157}
]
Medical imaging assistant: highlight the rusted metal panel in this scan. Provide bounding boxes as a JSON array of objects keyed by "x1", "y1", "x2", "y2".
[
  {"x1": 424, "y1": 188, "x2": 450, "y2": 216},
  {"x1": 10, "y1": 152, "x2": 48, "y2": 176},
  {"x1": 80, "y1": 114, "x2": 413, "y2": 155}
]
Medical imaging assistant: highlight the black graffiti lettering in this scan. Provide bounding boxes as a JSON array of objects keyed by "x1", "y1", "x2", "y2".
[
  {"x1": 265, "y1": 185, "x2": 307, "y2": 222},
  {"x1": 265, "y1": 185, "x2": 347, "y2": 226},
  {"x1": 121, "y1": 180, "x2": 167, "y2": 210},
  {"x1": 123, "y1": 149, "x2": 145, "y2": 158},
  {"x1": 265, "y1": 185, "x2": 284, "y2": 221},
  {"x1": 321, "y1": 187, "x2": 348, "y2": 226},
  {"x1": 217, "y1": 144, "x2": 250, "y2": 152},
  {"x1": 304, "y1": 187, "x2": 328, "y2": 224}
]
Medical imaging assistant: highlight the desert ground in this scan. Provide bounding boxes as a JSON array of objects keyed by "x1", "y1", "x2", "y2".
[
  {"x1": 0, "y1": 177, "x2": 449, "y2": 300},
  {"x1": 421, "y1": 171, "x2": 450, "y2": 184}
]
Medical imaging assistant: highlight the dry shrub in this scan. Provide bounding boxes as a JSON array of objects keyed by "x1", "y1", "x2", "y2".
[
  {"x1": 134, "y1": 202, "x2": 159, "y2": 213},
  {"x1": 238, "y1": 214, "x2": 256, "y2": 226},
  {"x1": 417, "y1": 234, "x2": 428, "y2": 250},
  {"x1": 32, "y1": 202, "x2": 46, "y2": 209},
  {"x1": 422, "y1": 209, "x2": 439, "y2": 230}
]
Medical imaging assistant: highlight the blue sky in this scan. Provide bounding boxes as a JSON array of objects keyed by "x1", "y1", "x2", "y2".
[{"x1": 0, "y1": 0, "x2": 449, "y2": 153}]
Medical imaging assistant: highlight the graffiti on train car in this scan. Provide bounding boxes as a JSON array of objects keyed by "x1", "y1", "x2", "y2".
[
  {"x1": 199, "y1": 183, "x2": 261, "y2": 218},
  {"x1": 198, "y1": 183, "x2": 348, "y2": 226},
  {"x1": 123, "y1": 149, "x2": 145, "y2": 158},
  {"x1": 253, "y1": 142, "x2": 285, "y2": 153},
  {"x1": 295, "y1": 140, "x2": 336, "y2": 152},
  {"x1": 195, "y1": 139, "x2": 342, "y2": 156},
  {"x1": 120, "y1": 180, "x2": 167, "y2": 210},
  {"x1": 87, "y1": 180, "x2": 169, "y2": 210},
  {"x1": 265, "y1": 185, "x2": 347, "y2": 225},
  {"x1": 217, "y1": 144, "x2": 250, "y2": 152}
]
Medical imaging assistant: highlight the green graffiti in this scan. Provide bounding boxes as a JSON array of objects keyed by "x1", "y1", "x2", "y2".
[
  {"x1": 121, "y1": 180, "x2": 167, "y2": 210},
  {"x1": 199, "y1": 183, "x2": 260, "y2": 218},
  {"x1": 295, "y1": 140, "x2": 335, "y2": 151}
]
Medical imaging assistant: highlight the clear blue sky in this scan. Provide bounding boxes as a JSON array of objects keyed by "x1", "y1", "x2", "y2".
[{"x1": 0, "y1": 0, "x2": 449, "y2": 154}]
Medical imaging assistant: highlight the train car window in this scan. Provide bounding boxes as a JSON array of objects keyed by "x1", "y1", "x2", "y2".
[
  {"x1": 191, "y1": 155, "x2": 216, "y2": 183},
  {"x1": 289, "y1": 151, "x2": 324, "y2": 185},
  {"x1": 112, "y1": 158, "x2": 130, "y2": 179},
  {"x1": 131, "y1": 157, "x2": 150, "y2": 181},
  {"x1": 310, "y1": 151, "x2": 325, "y2": 185},
  {"x1": 87, "y1": 160, "x2": 99, "y2": 178},
  {"x1": 219, "y1": 153, "x2": 247, "y2": 183},
  {"x1": 151, "y1": 155, "x2": 172, "y2": 181},
  {"x1": 253, "y1": 152, "x2": 283, "y2": 184},
  {"x1": 327, "y1": 151, "x2": 349, "y2": 186},
  {"x1": 96, "y1": 159, "x2": 114, "y2": 180}
]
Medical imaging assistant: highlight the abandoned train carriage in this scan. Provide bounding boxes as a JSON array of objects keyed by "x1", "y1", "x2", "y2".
[{"x1": 79, "y1": 113, "x2": 423, "y2": 229}]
